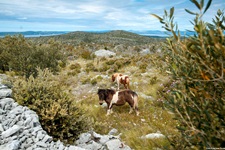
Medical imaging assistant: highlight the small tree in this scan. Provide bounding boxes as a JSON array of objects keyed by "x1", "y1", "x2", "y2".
[{"x1": 152, "y1": 0, "x2": 225, "y2": 149}]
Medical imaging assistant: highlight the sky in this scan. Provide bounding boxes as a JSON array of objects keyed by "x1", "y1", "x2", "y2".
[{"x1": 0, "y1": 0, "x2": 224, "y2": 32}]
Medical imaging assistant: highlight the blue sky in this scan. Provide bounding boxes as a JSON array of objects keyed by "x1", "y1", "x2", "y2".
[{"x1": 0, "y1": 0, "x2": 224, "y2": 32}]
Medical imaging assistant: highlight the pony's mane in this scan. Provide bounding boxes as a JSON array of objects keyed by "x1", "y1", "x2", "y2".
[{"x1": 98, "y1": 88, "x2": 116, "y2": 95}]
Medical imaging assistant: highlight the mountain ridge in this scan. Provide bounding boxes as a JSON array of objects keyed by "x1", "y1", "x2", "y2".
[{"x1": 27, "y1": 30, "x2": 161, "y2": 45}]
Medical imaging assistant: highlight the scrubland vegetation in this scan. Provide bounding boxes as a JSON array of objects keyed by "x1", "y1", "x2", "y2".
[
  {"x1": 1, "y1": 31, "x2": 176, "y2": 149},
  {"x1": 0, "y1": 0, "x2": 224, "y2": 149}
]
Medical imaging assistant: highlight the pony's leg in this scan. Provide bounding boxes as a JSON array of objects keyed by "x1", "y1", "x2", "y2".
[
  {"x1": 129, "y1": 105, "x2": 139, "y2": 115},
  {"x1": 106, "y1": 109, "x2": 111, "y2": 115},
  {"x1": 129, "y1": 107, "x2": 133, "y2": 114},
  {"x1": 106, "y1": 108, "x2": 114, "y2": 115},
  {"x1": 127, "y1": 102, "x2": 135, "y2": 114},
  {"x1": 106, "y1": 103, "x2": 113, "y2": 116},
  {"x1": 117, "y1": 82, "x2": 120, "y2": 90},
  {"x1": 116, "y1": 77, "x2": 121, "y2": 90},
  {"x1": 134, "y1": 106, "x2": 139, "y2": 116}
]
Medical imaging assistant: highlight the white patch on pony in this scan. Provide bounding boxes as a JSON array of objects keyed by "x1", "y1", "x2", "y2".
[
  {"x1": 115, "y1": 74, "x2": 128, "y2": 90},
  {"x1": 121, "y1": 75, "x2": 128, "y2": 80},
  {"x1": 133, "y1": 95, "x2": 138, "y2": 109},
  {"x1": 111, "y1": 91, "x2": 119, "y2": 104},
  {"x1": 108, "y1": 91, "x2": 119, "y2": 114}
]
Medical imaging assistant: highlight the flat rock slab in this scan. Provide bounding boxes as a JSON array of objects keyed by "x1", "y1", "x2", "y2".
[{"x1": 94, "y1": 49, "x2": 116, "y2": 57}]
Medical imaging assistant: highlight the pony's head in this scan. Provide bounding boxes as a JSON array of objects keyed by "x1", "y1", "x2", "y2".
[
  {"x1": 97, "y1": 89, "x2": 106, "y2": 105},
  {"x1": 112, "y1": 73, "x2": 123, "y2": 82},
  {"x1": 97, "y1": 89, "x2": 116, "y2": 105}
]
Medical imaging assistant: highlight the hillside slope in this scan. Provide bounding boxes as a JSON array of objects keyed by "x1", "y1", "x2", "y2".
[{"x1": 30, "y1": 30, "x2": 159, "y2": 45}]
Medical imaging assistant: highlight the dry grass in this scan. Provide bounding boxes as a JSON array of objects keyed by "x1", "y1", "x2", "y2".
[{"x1": 58, "y1": 54, "x2": 179, "y2": 149}]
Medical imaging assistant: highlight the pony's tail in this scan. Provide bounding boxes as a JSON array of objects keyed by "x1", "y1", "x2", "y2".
[
  {"x1": 133, "y1": 93, "x2": 139, "y2": 116},
  {"x1": 133, "y1": 93, "x2": 138, "y2": 108}
]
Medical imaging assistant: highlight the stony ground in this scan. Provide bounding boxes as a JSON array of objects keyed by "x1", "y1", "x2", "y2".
[{"x1": 0, "y1": 74, "x2": 132, "y2": 150}]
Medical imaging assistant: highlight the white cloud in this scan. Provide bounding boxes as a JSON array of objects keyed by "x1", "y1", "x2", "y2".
[
  {"x1": 17, "y1": 17, "x2": 28, "y2": 20},
  {"x1": 0, "y1": 10, "x2": 15, "y2": 16},
  {"x1": 0, "y1": 0, "x2": 224, "y2": 31},
  {"x1": 77, "y1": 4, "x2": 106, "y2": 14}
]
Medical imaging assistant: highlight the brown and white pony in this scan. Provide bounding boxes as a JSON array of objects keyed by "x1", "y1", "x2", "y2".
[
  {"x1": 112, "y1": 73, "x2": 130, "y2": 90},
  {"x1": 97, "y1": 89, "x2": 139, "y2": 116}
]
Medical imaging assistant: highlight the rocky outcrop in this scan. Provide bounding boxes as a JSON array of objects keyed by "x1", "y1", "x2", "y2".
[
  {"x1": 0, "y1": 75, "x2": 131, "y2": 150},
  {"x1": 0, "y1": 97, "x2": 83, "y2": 150},
  {"x1": 76, "y1": 130, "x2": 130, "y2": 150},
  {"x1": 94, "y1": 49, "x2": 116, "y2": 57}
]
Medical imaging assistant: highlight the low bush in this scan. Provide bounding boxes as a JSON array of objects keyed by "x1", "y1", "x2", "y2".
[
  {"x1": 85, "y1": 62, "x2": 97, "y2": 73},
  {"x1": 69, "y1": 63, "x2": 81, "y2": 70},
  {"x1": 79, "y1": 49, "x2": 95, "y2": 59},
  {"x1": 0, "y1": 35, "x2": 66, "y2": 77},
  {"x1": 13, "y1": 68, "x2": 91, "y2": 144},
  {"x1": 68, "y1": 63, "x2": 81, "y2": 75}
]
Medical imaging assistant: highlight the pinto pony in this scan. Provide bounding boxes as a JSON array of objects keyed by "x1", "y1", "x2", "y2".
[
  {"x1": 112, "y1": 73, "x2": 130, "y2": 90},
  {"x1": 97, "y1": 89, "x2": 139, "y2": 116}
]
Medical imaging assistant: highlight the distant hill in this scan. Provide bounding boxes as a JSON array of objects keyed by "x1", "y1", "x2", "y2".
[
  {"x1": 29, "y1": 30, "x2": 161, "y2": 45},
  {"x1": 0, "y1": 31, "x2": 69, "y2": 37}
]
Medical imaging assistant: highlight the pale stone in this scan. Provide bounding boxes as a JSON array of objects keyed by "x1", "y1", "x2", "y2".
[
  {"x1": 0, "y1": 89, "x2": 12, "y2": 98},
  {"x1": 2, "y1": 125, "x2": 21, "y2": 138}
]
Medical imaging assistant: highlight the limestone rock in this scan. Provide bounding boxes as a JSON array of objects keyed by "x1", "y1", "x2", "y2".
[{"x1": 94, "y1": 49, "x2": 116, "y2": 57}]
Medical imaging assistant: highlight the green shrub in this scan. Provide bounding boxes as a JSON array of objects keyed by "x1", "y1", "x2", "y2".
[
  {"x1": 81, "y1": 77, "x2": 91, "y2": 84},
  {"x1": 98, "y1": 63, "x2": 110, "y2": 72},
  {"x1": 79, "y1": 50, "x2": 95, "y2": 59},
  {"x1": 149, "y1": 76, "x2": 158, "y2": 85},
  {"x1": 90, "y1": 78, "x2": 97, "y2": 85},
  {"x1": 105, "y1": 59, "x2": 116, "y2": 65},
  {"x1": 13, "y1": 68, "x2": 91, "y2": 144},
  {"x1": 96, "y1": 75, "x2": 103, "y2": 80},
  {"x1": 153, "y1": 0, "x2": 225, "y2": 149},
  {"x1": 115, "y1": 58, "x2": 131, "y2": 69},
  {"x1": 67, "y1": 70, "x2": 80, "y2": 76},
  {"x1": 68, "y1": 63, "x2": 81, "y2": 75},
  {"x1": 69, "y1": 63, "x2": 81, "y2": 70},
  {"x1": 0, "y1": 35, "x2": 66, "y2": 77},
  {"x1": 85, "y1": 62, "x2": 97, "y2": 73}
]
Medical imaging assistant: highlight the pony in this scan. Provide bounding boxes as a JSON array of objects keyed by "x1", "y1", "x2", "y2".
[
  {"x1": 112, "y1": 73, "x2": 130, "y2": 90},
  {"x1": 97, "y1": 89, "x2": 139, "y2": 116}
]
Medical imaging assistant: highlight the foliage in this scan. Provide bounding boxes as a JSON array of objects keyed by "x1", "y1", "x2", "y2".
[
  {"x1": 149, "y1": 76, "x2": 158, "y2": 85},
  {"x1": 152, "y1": 0, "x2": 225, "y2": 149},
  {"x1": 0, "y1": 35, "x2": 66, "y2": 77},
  {"x1": 85, "y1": 62, "x2": 97, "y2": 73},
  {"x1": 69, "y1": 63, "x2": 81, "y2": 70},
  {"x1": 79, "y1": 49, "x2": 95, "y2": 59},
  {"x1": 12, "y1": 68, "x2": 91, "y2": 144},
  {"x1": 67, "y1": 63, "x2": 81, "y2": 76}
]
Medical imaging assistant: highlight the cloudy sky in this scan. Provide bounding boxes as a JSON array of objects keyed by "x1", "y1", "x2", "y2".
[{"x1": 0, "y1": 0, "x2": 224, "y2": 32}]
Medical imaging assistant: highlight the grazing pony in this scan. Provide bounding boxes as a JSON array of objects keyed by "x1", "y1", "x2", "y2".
[
  {"x1": 97, "y1": 89, "x2": 139, "y2": 116},
  {"x1": 112, "y1": 73, "x2": 130, "y2": 90}
]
